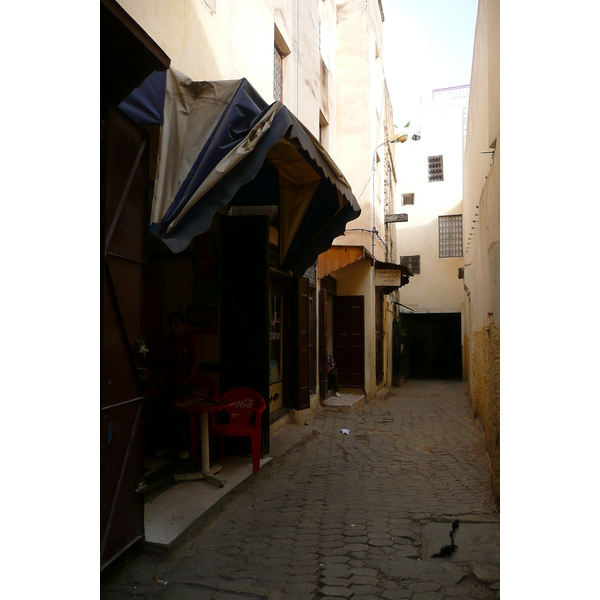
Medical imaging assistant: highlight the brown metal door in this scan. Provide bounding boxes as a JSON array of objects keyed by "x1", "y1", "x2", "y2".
[
  {"x1": 319, "y1": 289, "x2": 328, "y2": 399},
  {"x1": 101, "y1": 105, "x2": 149, "y2": 569},
  {"x1": 336, "y1": 296, "x2": 365, "y2": 389}
]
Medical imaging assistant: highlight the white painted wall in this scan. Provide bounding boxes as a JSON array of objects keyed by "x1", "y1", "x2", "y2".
[{"x1": 395, "y1": 93, "x2": 468, "y2": 314}]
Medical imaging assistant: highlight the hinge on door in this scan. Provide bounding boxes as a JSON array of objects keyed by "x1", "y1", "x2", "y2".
[{"x1": 134, "y1": 480, "x2": 147, "y2": 495}]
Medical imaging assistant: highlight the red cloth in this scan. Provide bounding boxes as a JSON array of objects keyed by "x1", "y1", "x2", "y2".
[{"x1": 164, "y1": 331, "x2": 199, "y2": 386}]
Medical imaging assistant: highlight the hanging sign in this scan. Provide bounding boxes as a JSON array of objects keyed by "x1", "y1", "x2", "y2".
[{"x1": 375, "y1": 269, "x2": 402, "y2": 287}]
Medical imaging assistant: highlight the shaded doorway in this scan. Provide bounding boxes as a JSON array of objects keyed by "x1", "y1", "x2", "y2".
[{"x1": 402, "y1": 313, "x2": 462, "y2": 380}]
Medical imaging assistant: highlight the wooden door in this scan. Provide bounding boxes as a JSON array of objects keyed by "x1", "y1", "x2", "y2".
[
  {"x1": 309, "y1": 287, "x2": 317, "y2": 394},
  {"x1": 336, "y1": 296, "x2": 365, "y2": 389},
  {"x1": 101, "y1": 106, "x2": 148, "y2": 569},
  {"x1": 375, "y1": 292, "x2": 384, "y2": 385},
  {"x1": 220, "y1": 215, "x2": 270, "y2": 454}
]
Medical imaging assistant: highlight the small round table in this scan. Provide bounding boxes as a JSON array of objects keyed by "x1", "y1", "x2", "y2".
[{"x1": 171, "y1": 396, "x2": 234, "y2": 487}]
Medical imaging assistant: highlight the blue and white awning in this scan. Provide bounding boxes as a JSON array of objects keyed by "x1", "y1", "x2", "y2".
[{"x1": 119, "y1": 68, "x2": 360, "y2": 276}]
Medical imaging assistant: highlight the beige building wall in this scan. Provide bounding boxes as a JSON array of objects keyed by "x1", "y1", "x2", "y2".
[
  {"x1": 462, "y1": 0, "x2": 500, "y2": 503},
  {"x1": 395, "y1": 93, "x2": 468, "y2": 315},
  {"x1": 334, "y1": 0, "x2": 392, "y2": 261}
]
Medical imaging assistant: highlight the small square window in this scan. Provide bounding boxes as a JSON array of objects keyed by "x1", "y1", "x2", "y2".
[
  {"x1": 428, "y1": 155, "x2": 444, "y2": 182},
  {"x1": 400, "y1": 255, "x2": 420, "y2": 275},
  {"x1": 401, "y1": 193, "x2": 414, "y2": 206}
]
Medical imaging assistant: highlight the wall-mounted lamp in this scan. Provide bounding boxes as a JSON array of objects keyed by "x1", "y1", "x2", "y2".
[{"x1": 387, "y1": 131, "x2": 408, "y2": 145}]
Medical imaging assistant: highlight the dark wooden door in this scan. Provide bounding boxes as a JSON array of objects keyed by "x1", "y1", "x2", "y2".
[
  {"x1": 101, "y1": 106, "x2": 148, "y2": 569},
  {"x1": 220, "y1": 216, "x2": 270, "y2": 454},
  {"x1": 319, "y1": 289, "x2": 328, "y2": 399},
  {"x1": 375, "y1": 292, "x2": 384, "y2": 385},
  {"x1": 336, "y1": 296, "x2": 365, "y2": 389},
  {"x1": 309, "y1": 287, "x2": 317, "y2": 394}
]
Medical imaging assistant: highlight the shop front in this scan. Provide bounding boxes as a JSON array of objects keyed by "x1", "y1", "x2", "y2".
[{"x1": 101, "y1": 0, "x2": 359, "y2": 569}]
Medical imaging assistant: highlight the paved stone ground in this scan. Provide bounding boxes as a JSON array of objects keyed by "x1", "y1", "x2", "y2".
[{"x1": 101, "y1": 380, "x2": 500, "y2": 599}]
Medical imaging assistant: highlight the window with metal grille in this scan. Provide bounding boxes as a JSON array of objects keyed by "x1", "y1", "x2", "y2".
[
  {"x1": 428, "y1": 155, "x2": 444, "y2": 182},
  {"x1": 401, "y1": 193, "x2": 414, "y2": 206},
  {"x1": 438, "y1": 215, "x2": 463, "y2": 258},
  {"x1": 273, "y1": 45, "x2": 283, "y2": 102},
  {"x1": 400, "y1": 255, "x2": 420, "y2": 275}
]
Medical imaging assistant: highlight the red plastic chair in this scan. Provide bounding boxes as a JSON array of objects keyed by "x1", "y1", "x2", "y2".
[{"x1": 211, "y1": 387, "x2": 266, "y2": 472}]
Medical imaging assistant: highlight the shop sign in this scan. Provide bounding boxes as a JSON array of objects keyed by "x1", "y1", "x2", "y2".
[{"x1": 375, "y1": 269, "x2": 402, "y2": 287}]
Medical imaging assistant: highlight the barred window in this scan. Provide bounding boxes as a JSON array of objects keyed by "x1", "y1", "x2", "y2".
[
  {"x1": 401, "y1": 193, "x2": 414, "y2": 206},
  {"x1": 273, "y1": 45, "x2": 283, "y2": 102},
  {"x1": 400, "y1": 255, "x2": 420, "y2": 275},
  {"x1": 438, "y1": 215, "x2": 463, "y2": 258},
  {"x1": 428, "y1": 155, "x2": 444, "y2": 182}
]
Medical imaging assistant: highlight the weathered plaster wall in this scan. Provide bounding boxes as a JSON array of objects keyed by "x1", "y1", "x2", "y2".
[
  {"x1": 462, "y1": 0, "x2": 500, "y2": 503},
  {"x1": 334, "y1": 0, "x2": 372, "y2": 237},
  {"x1": 470, "y1": 322, "x2": 499, "y2": 500}
]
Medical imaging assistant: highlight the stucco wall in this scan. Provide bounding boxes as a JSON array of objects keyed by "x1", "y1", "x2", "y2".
[{"x1": 462, "y1": 0, "x2": 500, "y2": 503}]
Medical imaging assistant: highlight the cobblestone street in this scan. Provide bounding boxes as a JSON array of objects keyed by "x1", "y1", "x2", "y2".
[{"x1": 101, "y1": 380, "x2": 500, "y2": 599}]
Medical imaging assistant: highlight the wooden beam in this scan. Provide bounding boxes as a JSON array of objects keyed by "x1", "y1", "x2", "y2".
[{"x1": 385, "y1": 213, "x2": 408, "y2": 224}]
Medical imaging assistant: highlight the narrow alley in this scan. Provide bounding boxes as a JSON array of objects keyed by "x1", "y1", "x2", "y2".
[{"x1": 101, "y1": 380, "x2": 499, "y2": 600}]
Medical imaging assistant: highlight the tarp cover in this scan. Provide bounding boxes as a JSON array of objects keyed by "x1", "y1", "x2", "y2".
[{"x1": 119, "y1": 68, "x2": 360, "y2": 276}]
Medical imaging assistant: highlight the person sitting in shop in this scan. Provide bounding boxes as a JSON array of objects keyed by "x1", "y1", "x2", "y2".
[
  {"x1": 327, "y1": 353, "x2": 341, "y2": 398},
  {"x1": 156, "y1": 310, "x2": 200, "y2": 459}
]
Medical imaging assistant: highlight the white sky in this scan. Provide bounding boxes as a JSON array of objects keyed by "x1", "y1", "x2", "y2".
[{"x1": 382, "y1": 0, "x2": 479, "y2": 131}]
